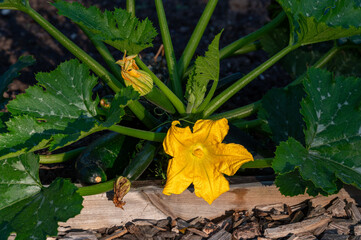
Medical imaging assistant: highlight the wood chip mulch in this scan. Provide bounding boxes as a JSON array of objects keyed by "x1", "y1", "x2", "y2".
[{"x1": 57, "y1": 196, "x2": 361, "y2": 240}]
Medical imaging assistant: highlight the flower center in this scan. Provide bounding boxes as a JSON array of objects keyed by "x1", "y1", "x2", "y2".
[{"x1": 192, "y1": 145, "x2": 205, "y2": 158}]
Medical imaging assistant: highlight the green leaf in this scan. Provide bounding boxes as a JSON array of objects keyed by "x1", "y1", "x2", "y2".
[
  {"x1": 0, "y1": 112, "x2": 10, "y2": 133},
  {"x1": 0, "y1": 153, "x2": 41, "y2": 210},
  {"x1": 275, "y1": 169, "x2": 331, "y2": 196},
  {"x1": 0, "y1": 55, "x2": 35, "y2": 95},
  {"x1": 325, "y1": 47, "x2": 361, "y2": 78},
  {"x1": 0, "y1": 153, "x2": 83, "y2": 240},
  {"x1": 8, "y1": 59, "x2": 99, "y2": 118},
  {"x1": 0, "y1": 59, "x2": 102, "y2": 160},
  {"x1": 102, "y1": 86, "x2": 139, "y2": 127},
  {"x1": 260, "y1": 27, "x2": 328, "y2": 78},
  {"x1": 52, "y1": 1, "x2": 157, "y2": 55},
  {"x1": 0, "y1": 55, "x2": 35, "y2": 109},
  {"x1": 273, "y1": 68, "x2": 361, "y2": 195},
  {"x1": 259, "y1": 85, "x2": 305, "y2": 145},
  {"x1": 277, "y1": 0, "x2": 361, "y2": 45},
  {"x1": 0, "y1": 0, "x2": 28, "y2": 10},
  {"x1": 185, "y1": 32, "x2": 221, "y2": 112}
]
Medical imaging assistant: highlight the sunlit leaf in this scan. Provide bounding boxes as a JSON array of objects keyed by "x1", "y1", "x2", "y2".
[
  {"x1": 185, "y1": 32, "x2": 222, "y2": 112},
  {"x1": 277, "y1": 0, "x2": 361, "y2": 45},
  {"x1": 53, "y1": 1, "x2": 157, "y2": 54},
  {"x1": 0, "y1": 59, "x2": 101, "y2": 160}
]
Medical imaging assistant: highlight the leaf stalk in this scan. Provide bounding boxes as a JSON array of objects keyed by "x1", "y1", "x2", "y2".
[
  {"x1": 177, "y1": 0, "x2": 218, "y2": 79},
  {"x1": 203, "y1": 43, "x2": 300, "y2": 118},
  {"x1": 155, "y1": 0, "x2": 183, "y2": 99}
]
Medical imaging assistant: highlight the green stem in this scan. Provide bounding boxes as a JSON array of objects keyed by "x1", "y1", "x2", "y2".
[
  {"x1": 80, "y1": 26, "x2": 124, "y2": 82},
  {"x1": 126, "y1": 0, "x2": 135, "y2": 17},
  {"x1": 288, "y1": 44, "x2": 340, "y2": 87},
  {"x1": 77, "y1": 179, "x2": 115, "y2": 196},
  {"x1": 108, "y1": 125, "x2": 166, "y2": 142},
  {"x1": 196, "y1": 80, "x2": 218, "y2": 113},
  {"x1": 39, "y1": 147, "x2": 85, "y2": 164},
  {"x1": 231, "y1": 41, "x2": 262, "y2": 56},
  {"x1": 203, "y1": 44, "x2": 299, "y2": 118},
  {"x1": 135, "y1": 57, "x2": 186, "y2": 114},
  {"x1": 240, "y1": 158, "x2": 273, "y2": 169},
  {"x1": 232, "y1": 118, "x2": 264, "y2": 129},
  {"x1": 220, "y1": 12, "x2": 286, "y2": 59},
  {"x1": 155, "y1": 0, "x2": 183, "y2": 99},
  {"x1": 210, "y1": 43, "x2": 347, "y2": 121},
  {"x1": 209, "y1": 101, "x2": 261, "y2": 120},
  {"x1": 23, "y1": 7, "x2": 158, "y2": 129},
  {"x1": 23, "y1": 8, "x2": 122, "y2": 92},
  {"x1": 177, "y1": 0, "x2": 218, "y2": 79}
]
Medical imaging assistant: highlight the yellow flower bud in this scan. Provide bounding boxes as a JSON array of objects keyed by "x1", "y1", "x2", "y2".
[{"x1": 116, "y1": 52, "x2": 153, "y2": 96}]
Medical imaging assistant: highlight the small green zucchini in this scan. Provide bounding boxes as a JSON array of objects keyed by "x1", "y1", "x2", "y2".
[
  {"x1": 76, "y1": 132, "x2": 125, "y2": 184},
  {"x1": 122, "y1": 141, "x2": 157, "y2": 181}
]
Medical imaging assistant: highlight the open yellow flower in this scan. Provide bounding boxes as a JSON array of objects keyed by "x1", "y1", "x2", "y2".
[{"x1": 163, "y1": 118, "x2": 253, "y2": 204}]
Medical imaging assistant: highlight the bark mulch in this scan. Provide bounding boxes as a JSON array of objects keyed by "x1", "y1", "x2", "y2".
[{"x1": 55, "y1": 196, "x2": 361, "y2": 240}]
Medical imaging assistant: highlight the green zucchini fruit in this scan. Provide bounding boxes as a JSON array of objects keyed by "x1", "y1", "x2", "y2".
[
  {"x1": 122, "y1": 141, "x2": 157, "y2": 181},
  {"x1": 76, "y1": 132, "x2": 126, "y2": 184}
]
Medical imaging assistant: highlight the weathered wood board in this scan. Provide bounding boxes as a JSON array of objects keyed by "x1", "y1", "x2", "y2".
[{"x1": 59, "y1": 177, "x2": 361, "y2": 230}]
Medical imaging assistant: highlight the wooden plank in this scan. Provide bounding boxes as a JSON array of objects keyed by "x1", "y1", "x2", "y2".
[{"x1": 59, "y1": 178, "x2": 361, "y2": 230}]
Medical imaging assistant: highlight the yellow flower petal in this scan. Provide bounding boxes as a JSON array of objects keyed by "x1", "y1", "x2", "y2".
[
  {"x1": 163, "y1": 121, "x2": 193, "y2": 157},
  {"x1": 212, "y1": 143, "x2": 254, "y2": 176},
  {"x1": 192, "y1": 118, "x2": 229, "y2": 144},
  {"x1": 193, "y1": 162, "x2": 230, "y2": 204},
  {"x1": 162, "y1": 118, "x2": 254, "y2": 204},
  {"x1": 162, "y1": 156, "x2": 194, "y2": 195}
]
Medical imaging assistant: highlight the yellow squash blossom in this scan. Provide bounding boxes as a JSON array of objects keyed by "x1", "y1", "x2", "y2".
[
  {"x1": 163, "y1": 118, "x2": 254, "y2": 204},
  {"x1": 116, "y1": 52, "x2": 153, "y2": 96}
]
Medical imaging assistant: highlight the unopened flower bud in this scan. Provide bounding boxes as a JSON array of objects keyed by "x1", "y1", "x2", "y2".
[{"x1": 116, "y1": 52, "x2": 153, "y2": 96}]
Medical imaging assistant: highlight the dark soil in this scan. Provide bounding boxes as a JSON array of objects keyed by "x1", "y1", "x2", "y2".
[{"x1": 0, "y1": 0, "x2": 290, "y2": 107}]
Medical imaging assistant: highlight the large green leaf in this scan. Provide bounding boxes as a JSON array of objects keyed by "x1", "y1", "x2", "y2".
[
  {"x1": 0, "y1": 59, "x2": 101, "y2": 160},
  {"x1": 185, "y1": 32, "x2": 222, "y2": 112},
  {"x1": 275, "y1": 168, "x2": 332, "y2": 196},
  {"x1": 0, "y1": 153, "x2": 41, "y2": 210},
  {"x1": 52, "y1": 1, "x2": 157, "y2": 55},
  {"x1": 259, "y1": 85, "x2": 305, "y2": 145},
  {"x1": 273, "y1": 68, "x2": 361, "y2": 195},
  {"x1": 0, "y1": 153, "x2": 83, "y2": 240},
  {"x1": 277, "y1": 0, "x2": 361, "y2": 45}
]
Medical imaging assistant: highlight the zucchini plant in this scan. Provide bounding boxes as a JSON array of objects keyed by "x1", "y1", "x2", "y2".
[{"x1": 0, "y1": 0, "x2": 361, "y2": 239}]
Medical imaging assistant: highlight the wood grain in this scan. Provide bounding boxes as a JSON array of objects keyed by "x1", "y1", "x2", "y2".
[{"x1": 59, "y1": 178, "x2": 361, "y2": 230}]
